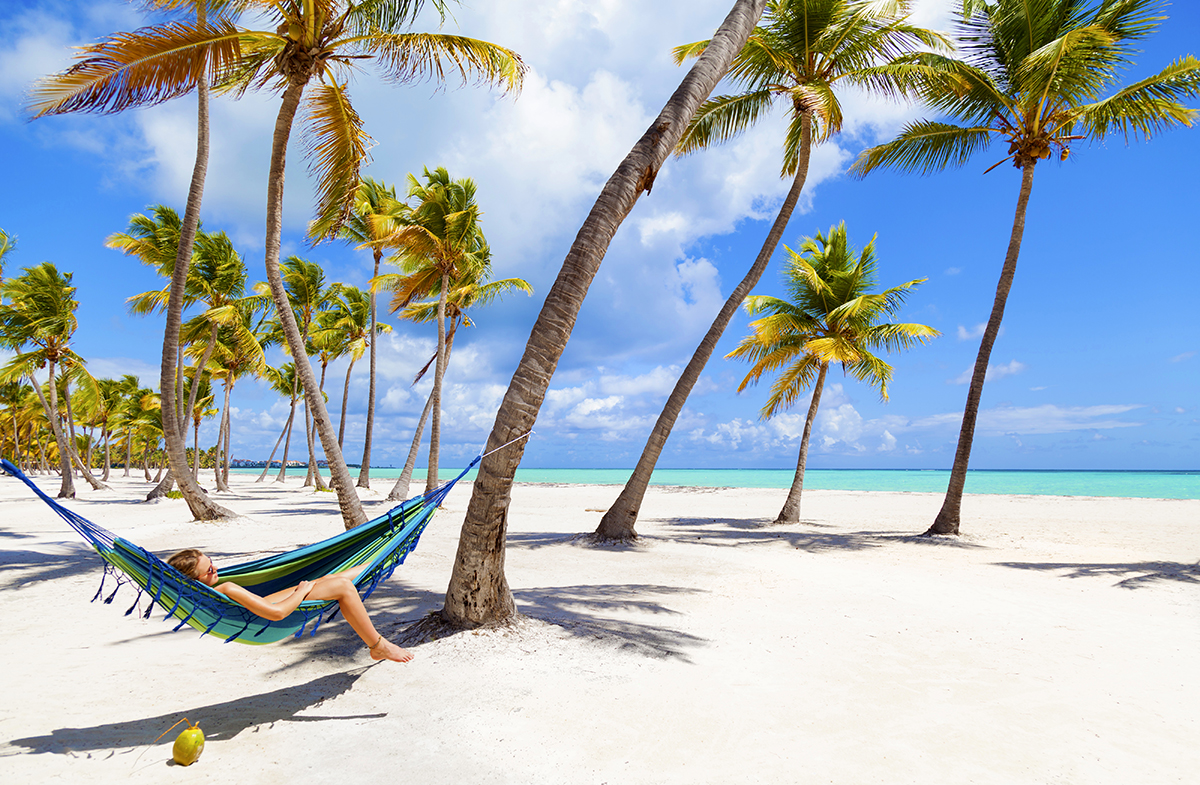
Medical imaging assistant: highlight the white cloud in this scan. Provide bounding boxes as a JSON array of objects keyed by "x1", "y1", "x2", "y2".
[
  {"x1": 951, "y1": 359, "x2": 1026, "y2": 385},
  {"x1": 1169, "y1": 351, "x2": 1195, "y2": 363},
  {"x1": 956, "y1": 323, "x2": 986, "y2": 340}
]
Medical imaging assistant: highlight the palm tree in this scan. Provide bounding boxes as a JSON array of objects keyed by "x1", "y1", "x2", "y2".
[
  {"x1": 376, "y1": 266, "x2": 533, "y2": 502},
  {"x1": 0, "y1": 228, "x2": 15, "y2": 282},
  {"x1": 597, "y1": 0, "x2": 946, "y2": 541},
  {"x1": 311, "y1": 283, "x2": 389, "y2": 451},
  {"x1": 112, "y1": 375, "x2": 143, "y2": 477},
  {"x1": 260, "y1": 256, "x2": 333, "y2": 488},
  {"x1": 334, "y1": 177, "x2": 406, "y2": 488},
  {"x1": 727, "y1": 223, "x2": 937, "y2": 522},
  {"x1": 0, "y1": 381, "x2": 30, "y2": 468},
  {"x1": 380, "y1": 167, "x2": 492, "y2": 493},
  {"x1": 0, "y1": 263, "x2": 93, "y2": 497},
  {"x1": 204, "y1": 301, "x2": 269, "y2": 488},
  {"x1": 28, "y1": 0, "x2": 524, "y2": 529},
  {"x1": 851, "y1": 0, "x2": 1200, "y2": 535},
  {"x1": 256, "y1": 362, "x2": 299, "y2": 482},
  {"x1": 32, "y1": 1, "x2": 246, "y2": 520},
  {"x1": 444, "y1": 0, "x2": 769, "y2": 628}
]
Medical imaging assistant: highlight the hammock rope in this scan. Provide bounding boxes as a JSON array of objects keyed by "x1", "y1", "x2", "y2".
[{"x1": 0, "y1": 456, "x2": 481, "y2": 644}]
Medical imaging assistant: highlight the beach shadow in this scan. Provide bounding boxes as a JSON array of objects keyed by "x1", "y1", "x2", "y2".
[
  {"x1": 994, "y1": 560, "x2": 1200, "y2": 589},
  {"x1": 0, "y1": 543, "x2": 105, "y2": 586},
  {"x1": 653, "y1": 517, "x2": 987, "y2": 553},
  {"x1": 4, "y1": 668, "x2": 380, "y2": 757},
  {"x1": 515, "y1": 583, "x2": 708, "y2": 660}
]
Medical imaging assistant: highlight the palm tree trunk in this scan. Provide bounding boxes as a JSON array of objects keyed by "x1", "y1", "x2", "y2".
[
  {"x1": 156, "y1": 4, "x2": 234, "y2": 519},
  {"x1": 257, "y1": 409, "x2": 292, "y2": 482},
  {"x1": 388, "y1": 326, "x2": 457, "y2": 502},
  {"x1": 388, "y1": 388, "x2": 435, "y2": 502},
  {"x1": 425, "y1": 271, "x2": 450, "y2": 494},
  {"x1": 262, "y1": 78, "x2": 365, "y2": 528},
  {"x1": 123, "y1": 431, "x2": 132, "y2": 477},
  {"x1": 774, "y1": 363, "x2": 827, "y2": 524},
  {"x1": 221, "y1": 380, "x2": 234, "y2": 485},
  {"x1": 62, "y1": 377, "x2": 106, "y2": 490},
  {"x1": 33, "y1": 365, "x2": 74, "y2": 498},
  {"x1": 358, "y1": 250, "x2": 381, "y2": 488},
  {"x1": 443, "y1": 0, "x2": 768, "y2": 628},
  {"x1": 276, "y1": 381, "x2": 298, "y2": 481},
  {"x1": 213, "y1": 378, "x2": 232, "y2": 492},
  {"x1": 338, "y1": 356, "x2": 357, "y2": 448},
  {"x1": 102, "y1": 426, "x2": 111, "y2": 482},
  {"x1": 305, "y1": 362, "x2": 329, "y2": 491},
  {"x1": 928, "y1": 162, "x2": 1037, "y2": 536},
  {"x1": 597, "y1": 115, "x2": 813, "y2": 540}
]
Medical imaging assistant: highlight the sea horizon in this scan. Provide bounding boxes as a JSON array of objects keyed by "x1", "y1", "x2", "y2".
[{"x1": 231, "y1": 466, "x2": 1199, "y2": 501}]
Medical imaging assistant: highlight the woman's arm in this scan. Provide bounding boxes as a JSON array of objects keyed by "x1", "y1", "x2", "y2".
[{"x1": 215, "y1": 580, "x2": 314, "y2": 621}]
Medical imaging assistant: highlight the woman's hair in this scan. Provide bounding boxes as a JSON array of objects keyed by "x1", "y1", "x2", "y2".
[{"x1": 167, "y1": 549, "x2": 204, "y2": 579}]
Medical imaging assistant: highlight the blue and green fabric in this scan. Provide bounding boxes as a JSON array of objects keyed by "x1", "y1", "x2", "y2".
[{"x1": 0, "y1": 458, "x2": 477, "y2": 644}]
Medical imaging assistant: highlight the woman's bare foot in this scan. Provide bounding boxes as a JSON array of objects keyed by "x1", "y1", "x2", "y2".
[{"x1": 369, "y1": 637, "x2": 413, "y2": 663}]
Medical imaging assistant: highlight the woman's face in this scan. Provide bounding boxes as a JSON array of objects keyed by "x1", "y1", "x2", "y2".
[{"x1": 194, "y1": 554, "x2": 218, "y2": 587}]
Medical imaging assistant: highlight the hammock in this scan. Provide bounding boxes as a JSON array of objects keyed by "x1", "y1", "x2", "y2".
[{"x1": 0, "y1": 457, "x2": 478, "y2": 645}]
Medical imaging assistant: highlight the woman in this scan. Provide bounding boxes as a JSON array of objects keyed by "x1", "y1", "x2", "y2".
[{"x1": 166, "y1": 549, "x2": 412, "y2": 662}]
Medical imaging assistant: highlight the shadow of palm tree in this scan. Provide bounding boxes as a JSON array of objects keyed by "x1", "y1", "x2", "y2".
[
  {"x1": 5, "y1": 668, "x2": 380, "y2": 756},
  {"x1": 654, "y1": 517, "x2": 988, "y2": 552},
  {"x1": 994, "y1": 560, "x2": 1200, "y2": 589},
  {"x1": 0, "y1": 543, "x2": 104, "y2": 586},
  {"x1": 515, "y1": 583, "x2": 708, "y2": 660}
]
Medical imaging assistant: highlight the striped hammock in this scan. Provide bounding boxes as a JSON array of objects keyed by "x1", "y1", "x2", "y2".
[{"x1": 1, "y1": 457, "x2": 476, "y2": 644}]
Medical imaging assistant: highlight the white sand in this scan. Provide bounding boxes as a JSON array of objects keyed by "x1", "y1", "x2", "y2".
[{"x1": 1, "y1": 472, "x2": 1196, "y2": 784}]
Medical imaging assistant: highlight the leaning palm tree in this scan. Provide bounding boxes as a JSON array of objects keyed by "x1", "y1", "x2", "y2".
[
  {"x1": 256, "y1": 362, "x2": 299, "y2": 482},
  {"x1": 443, "y1": 0, "x2": 769, "y2": 629},
  {"x1": 851, "y1": 0, "x2": 1200, "y2": 535},
  {"x1": 333, "y1": 177, "x2": 407, "y2": 488},
  {"x1": 310, "y1": 283, "x2": 389, "y2": 451},
  {"x1": 727, "y1": 223, "x2": 937, "y2": 523},
  {"x1": 28, "y1": 0, "x2": 524, "y2": 529},
  {"x1": 597, "y1": 0, "x2": 947, "y2": 541},
  {"x1": 382, "y1": 167, "x2": 491, "y2": 493},
  {"x1": 203, "y1": 301, "x2": 270, "y2": 488},
  {"x1": 376, "y1": 266, "x2": 533, "y2": 502}
]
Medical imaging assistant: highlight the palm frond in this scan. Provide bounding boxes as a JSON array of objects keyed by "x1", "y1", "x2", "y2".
[
  {"x1": 27, "y1": 19, "x2": 244, "y2": 117},
  {"x1": 363, "y1": 33, "x2": 524, "y2": 94},
  {"x1": 850, "y1": 120, "x2": 995, "y2": 177},
  {"x1": 1075, "y1": 55, "x2": 1200, "y2": 141},
  {"x1": 305, "y1": 81, "x2": 373, "y2": 241}
]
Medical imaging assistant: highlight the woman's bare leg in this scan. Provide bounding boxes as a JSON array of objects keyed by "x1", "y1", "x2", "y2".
[{"x1": 305, "y1": 576, "x2": 412, "y2": 662}]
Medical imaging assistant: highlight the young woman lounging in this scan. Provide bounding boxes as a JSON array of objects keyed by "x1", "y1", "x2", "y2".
[{"x1": 166, "y1": 549, "x2": 413, "y2": 663}]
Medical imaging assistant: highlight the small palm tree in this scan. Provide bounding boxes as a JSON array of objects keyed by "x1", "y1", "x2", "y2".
[
  {"x1": 381, "y1": 167, "x2": 491, "y2": 493},
  {"x1": 311, "y1": 283, "x2": 390, "y2": 451},
  {"x1": 377, "y1": 267, "x2": 533, "y2": 502},
  {"x1": 334, "y1": 177, "x2": 407, "y2": 488},
  {"x1": 202, "y1": 300, "x2": 270, "y2": 489},
  {"x1": 256, "y1": 362, "x2": 299, "y2": 483},
  {"x1": 599, "y1": 0, "x2": 947, "y2": 541},
  {"x1": 727, "y1": 223, "x2": 937, "y2": 523},
  {"x1": 851, "y1": 0, "x2": 1200, "y2": 535}
]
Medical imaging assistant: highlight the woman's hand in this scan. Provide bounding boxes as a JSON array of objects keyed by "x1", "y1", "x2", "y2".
[{"x1": 293, "y1": 580, "x2": 314, "y2": 598}]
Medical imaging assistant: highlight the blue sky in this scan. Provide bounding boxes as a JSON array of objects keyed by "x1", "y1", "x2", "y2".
[{"x1": 1, "y1": 0, "x2": 1197, "y2": 471}]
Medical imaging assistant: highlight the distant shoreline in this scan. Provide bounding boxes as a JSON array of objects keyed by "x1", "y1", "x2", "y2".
[{"x1": 228, "y1": 466, "x2": 1198, "y2": 500}]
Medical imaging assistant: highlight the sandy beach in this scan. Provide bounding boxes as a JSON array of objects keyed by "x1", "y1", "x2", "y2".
[{"x1": 1, "y1": 471, "x2": 1196, "y2": 784}]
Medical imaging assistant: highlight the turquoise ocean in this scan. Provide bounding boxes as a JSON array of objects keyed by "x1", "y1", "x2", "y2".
[{"x1": 235, "y1": 467, "x2": 1199, "y2": 500}]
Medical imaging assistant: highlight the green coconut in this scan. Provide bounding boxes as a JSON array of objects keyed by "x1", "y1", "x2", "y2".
[{"x1": 172, "y1": 722, "x2": 205, "y2": 766}]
